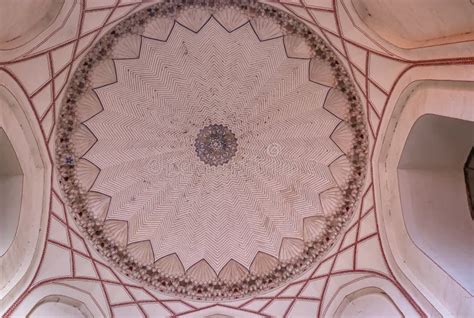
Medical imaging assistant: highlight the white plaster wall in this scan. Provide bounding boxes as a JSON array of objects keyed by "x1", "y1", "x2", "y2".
[
  {"x1": 0, "y1": 175, "x2": 22, "y2": 254},
  {"x1": 323, "y1": 276, "x2": 418, "y2": 317},
  {"x1": 0, "y1": 0, "x2": 75, "y2": 62},
  {"x1": 376, "y1": 80, "x2": 474, "y2": 317},
  {"x1": 399, "y1": 169, "x2": 474, "y2": 292},
  {"x1": 10, "y1": 285, "x2": 103, "y2": 318},
  {"x1": 0, "y1": 71, "x2": 51, "y2": 310},
  {"x1": 0, "y1": 0, "x2": 64, "y2": 50},
  {"x1": 337, "y1": 291, "x2": 402, "y2": 318},
  {"x1": 398, "y1": 115, "x2": 474, "y2": 294},
  {"x1": 29, "y1": 302, "x2": 86, "y2": 318},
  {"x1": 0, "y1": 128, "x2": 23, "y2": 256}
]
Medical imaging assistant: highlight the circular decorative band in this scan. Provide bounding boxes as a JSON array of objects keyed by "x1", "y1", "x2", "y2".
[{"x1": 56, "y1": 0, "x2": 368, "y2": 301}]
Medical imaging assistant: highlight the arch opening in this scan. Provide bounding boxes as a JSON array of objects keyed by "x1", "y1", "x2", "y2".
[
  {"x1": 0, "y1": 0, "x2": 64, "y2": 50},
  {"x1": 335, "y1": 287, "x2": 403, "y2": 318},
  {"x1": 398, "y1": 114, "x2": 474, "y2": 294},
  {"x1": 0, "y1": 127, "x2": 23, "y2": 256},
  {"x1": 28, "y1": 295, "x2": 92, "y2": 318},
  {"x1": 0, "y1": 72, "x2": 50, "y2": 306}
]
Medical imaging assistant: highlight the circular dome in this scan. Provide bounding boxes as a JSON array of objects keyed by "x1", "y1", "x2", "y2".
[{"x1": 56, "y1": 0, "x2": 367, "y2": 300}]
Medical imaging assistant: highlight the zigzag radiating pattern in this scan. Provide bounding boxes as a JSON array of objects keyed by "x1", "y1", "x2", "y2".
[
  {"x1": 81, "y1": 17, "x2": 348, "y2": 273},
  {"x1": 4, "y1": 0, "x2": 451, "y2": 314}
]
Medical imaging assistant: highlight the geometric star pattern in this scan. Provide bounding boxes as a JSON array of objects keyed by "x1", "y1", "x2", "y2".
[
  {"x1": 82, "y1": 16, "x2": 344, "y2": 273},
  {"x1": 3, "y1": 0, "x2": 474, "y2": 316}
]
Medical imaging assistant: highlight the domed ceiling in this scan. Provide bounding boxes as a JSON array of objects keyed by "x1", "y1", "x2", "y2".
[
  {"x1": 3, "y1": 0, "x2": 474, "y2": 316},
  {"x1": 57, "y1": 1, "x2": 367, "y2": 300}
]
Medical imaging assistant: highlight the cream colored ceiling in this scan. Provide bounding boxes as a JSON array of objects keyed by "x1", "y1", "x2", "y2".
[
  {"x1": 1, "y1": 0, "x2": 474, "y2": 317},
  {"x1": 80, "y1": 17, "x2": 345, "y2": 273},
  {"x1": 58, "y1": 2, "x2": 368, "y2": 300}
]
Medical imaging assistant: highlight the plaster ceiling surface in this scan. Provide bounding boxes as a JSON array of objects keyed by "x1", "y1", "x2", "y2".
[
  {"x1": 56, "y1": 2, "x2": 367, "y2": 300},
  {"x1": 82, "y1": 19, "x2": 342, "y2": 271},
  {"x1": 352, "y1": 0, "x2": 474, "y2": 49},
  {"x1": 0, "y1": 0, "x2": 65, "y2": 50},
  {"x1": 1, "y1": 0, "x2": 474, "y2": 317}
]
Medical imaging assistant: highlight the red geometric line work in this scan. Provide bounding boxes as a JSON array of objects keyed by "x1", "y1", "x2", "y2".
[{"x1": 3, "y1": 0, "x2": 474, "y2": 317}]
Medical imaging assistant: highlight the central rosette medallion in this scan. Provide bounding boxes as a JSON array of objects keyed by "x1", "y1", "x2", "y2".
[
  {"x1": 58, "y1": 1, "x2": 367, "y2": 300},
  {"x1": 195, "y1": 124, "x2": 237, "y2": 166}
]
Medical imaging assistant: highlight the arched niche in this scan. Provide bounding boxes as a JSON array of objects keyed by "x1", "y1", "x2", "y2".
[
  {"x1": 351, "y1": 0, "x2": 474, "y2": 49},
  {"x1": 398, "y1": 114, "x2": 474, "y2": 294},
  {"x1": 335, "y1": 287, "x2": 402, "y2": 318},
  {"x1": 0, "y1": 70, "x2": 51, "y2": 306},
  {"x1": 377, "y1": 80, "x2": 474, "y2": 317},
  {"x1": 0, "y1": 0, "x2": 64, "y2": 50},
  {"x1": 0, "y1": 127, "x2": 23, "y2": 256},
  {"x1": 8, "y1": 283, "x2": 106, "y2": 317},
  {"x1": 28, "y1": 296, "x2": 92, "y2": 318},
  {"x1": 0, "y1": 0, "x2": 75, "y2": 62},
  {"x1": 323, "y1": 275, "x2": 418, "y2": 317}
]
